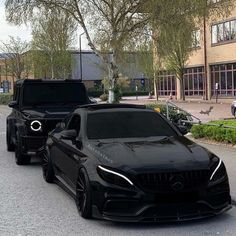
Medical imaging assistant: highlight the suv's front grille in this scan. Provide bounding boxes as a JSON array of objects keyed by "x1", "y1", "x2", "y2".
[
  {"x1": 27, "y1": 119, "x2": 62, "y2": 135},
  {"x1": 42, "y1": 119, "x2": 61, "y2": 134},
  {"x1": 136, "y1": 170, "x2": 210, "y2": 193}
]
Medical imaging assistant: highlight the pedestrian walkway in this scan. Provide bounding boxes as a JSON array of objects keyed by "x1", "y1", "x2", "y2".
[{"x1": 120, "y1": 96, "x2": 235, "y2": 122}]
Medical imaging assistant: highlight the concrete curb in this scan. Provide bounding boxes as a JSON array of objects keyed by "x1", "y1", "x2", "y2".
[{"x1": 186, "y1": 134, "x2": 236, "y2": 149}]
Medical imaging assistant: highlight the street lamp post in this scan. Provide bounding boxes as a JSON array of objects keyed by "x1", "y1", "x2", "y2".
[{"x1": 79, "y1": 32, "x2": 85, "y2": 81}]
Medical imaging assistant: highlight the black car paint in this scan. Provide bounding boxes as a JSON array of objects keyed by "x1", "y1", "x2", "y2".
[
  {"x1": 7, "y1": 79, "x2": 90, "y2": 163},
  {"x1": 46, "y1": 104, "x2": 231, "y2": 222}
]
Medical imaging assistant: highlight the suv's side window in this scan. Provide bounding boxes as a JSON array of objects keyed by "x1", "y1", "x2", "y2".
[{"x1": 67, "y1": 115, "x2": 81, "y2": 135}]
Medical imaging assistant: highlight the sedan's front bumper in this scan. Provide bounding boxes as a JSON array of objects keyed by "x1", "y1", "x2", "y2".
[
  {"x1": 93, "y1": 201, "x2": 231, "y2": 223},
  {"x1": 91, "y1": 180, "x2": 231, "y2": 222}
]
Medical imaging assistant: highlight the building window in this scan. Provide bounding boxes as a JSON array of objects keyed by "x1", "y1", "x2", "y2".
[
  {"x1": 184, "y1": 67, "x2": 204, "y2": 96},
  {"x1": 212, "y1": 19, "x2": 236, "y2": 44},
  {"x1": 211, "y1": 63, "x2": 236, "y2": 96},
  {"x1": 158, "y1": 72, "x2": 176, "y2": 96},
  {"x1": 192, "y1": 30, "x2": 201, "y2": 48}
]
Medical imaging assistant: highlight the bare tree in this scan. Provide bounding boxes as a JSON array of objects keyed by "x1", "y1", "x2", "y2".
[
  {"x1": 5, "y1": 0, "x2": 148, "y2": 103},
  {"x1": 31, "y1": 9, "x2": 77, "y2": 79},
  {"x1": 0, "y1": 36, "x2": 30, "y2": 80}
]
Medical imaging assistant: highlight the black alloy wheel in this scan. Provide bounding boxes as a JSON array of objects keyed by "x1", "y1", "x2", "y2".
[
  {"x1": 15, "y1": 131, "x2": 31, "y2": 165},
  {"x1": 42, "y1": 148, "x2": 55, "y2": 183},
  {"x1": 6, "y1": 126, "x2": 15, "y2": 152},
  {"x1": 76, "y1": 168, "x2": 92, "y2": 219}
]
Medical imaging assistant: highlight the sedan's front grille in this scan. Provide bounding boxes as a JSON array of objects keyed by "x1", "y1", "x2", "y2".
[{"x1": 136, "y1": 170, "x2": 210, "y2": 193}]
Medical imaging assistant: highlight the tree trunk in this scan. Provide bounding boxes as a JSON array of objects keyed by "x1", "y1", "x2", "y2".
[
  {"x1": 178, "y1": 74, "x2": 185, "y2": 101},
  {"x1": 153, "y1": 75, "x2": 159, "y2": 101},
  {"x1": 152, "y1": 29, "x2": 160, "y2": 101},
  {"x1": 50, "y1": 54, "x2": 54, "y2": 79},
  {"x1": 108, "y1": 49, "x2": 119, "y2": 104}
]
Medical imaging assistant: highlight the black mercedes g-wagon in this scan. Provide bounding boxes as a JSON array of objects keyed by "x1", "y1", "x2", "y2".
[{"x1": 7, "y1": 79, "x2": 91, "y2": 165}]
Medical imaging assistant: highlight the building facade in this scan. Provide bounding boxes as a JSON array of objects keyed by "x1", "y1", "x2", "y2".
[
  {"x1": 0, "y1": 54, "x2": 14, "y2": 93},
  {"x1": 172, "y1": 7, "x2": 236, "y2": 99}
]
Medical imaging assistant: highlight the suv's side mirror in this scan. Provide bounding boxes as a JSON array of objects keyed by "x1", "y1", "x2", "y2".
[
  {"x1": 60, "y1": 129, "x2": 77, "y2": 140},
  {"x1": 8, "y1": 101, "x2": 18, "y2": 108}
]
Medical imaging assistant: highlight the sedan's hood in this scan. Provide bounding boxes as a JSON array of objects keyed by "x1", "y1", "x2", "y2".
[
  {"x1": 87, "y1": 136, "x2": 212, "y2": 173},
  {"x1": 22, "y1": 107, "x2": 74, "y2": 119}
]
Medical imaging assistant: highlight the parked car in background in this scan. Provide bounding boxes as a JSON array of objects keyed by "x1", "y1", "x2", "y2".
[
  {"x1": 42, "y1": 104, "x2": 231, "y2": 222},
  {"x1": 7, "y1": 79, "x2": 91, "y2": 165},
  {"x1": 231, "y1": 100, "x2": 236, "y2": 117}
]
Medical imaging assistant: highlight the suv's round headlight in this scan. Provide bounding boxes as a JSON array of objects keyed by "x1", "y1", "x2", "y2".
[{"x1": 30, "y1": 120, "x2": 42, "y2": 132}]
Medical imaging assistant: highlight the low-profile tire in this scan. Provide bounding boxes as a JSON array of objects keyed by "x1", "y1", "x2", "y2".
[
  {"x1": 15, "y1": 131, "x2": 31, "y2": 165},
  {"x1": 75, "y1": 168, "x2": 92, "y2": 219},
  {"x1": 6, "y1": 127, "x2": 15, "y2": 152},
  {"x1": 42, "y1": 147, "x2": 55, "y2": 183}
]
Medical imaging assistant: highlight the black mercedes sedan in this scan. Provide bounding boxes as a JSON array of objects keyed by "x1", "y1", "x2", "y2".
[{"x1": 42, "y1": 104, "x2": 231, "y2": 222}]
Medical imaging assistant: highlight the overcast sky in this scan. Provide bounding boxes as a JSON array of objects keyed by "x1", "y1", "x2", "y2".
[
  {"x1": 0, "y1": 0, "x2": 88, "y2": 52},
  {"x1": 0, "y1": 3, "x2": 32, "y2": 45}
]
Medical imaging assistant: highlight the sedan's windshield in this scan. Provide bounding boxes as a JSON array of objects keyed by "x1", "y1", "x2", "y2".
[
  {"x1": 22, "y1": 83, "x2": 87, "y2": 106},
  {"x1": 87, "y1": 111, "x2": 177, "y2": 139}
]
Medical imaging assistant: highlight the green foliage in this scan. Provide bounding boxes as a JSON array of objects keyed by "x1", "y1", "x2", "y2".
[
  {"x1": 147, "y1": 103, "x2": 193, "y2": 131},
  {"x1": 102, "y1": 75, "x2": 131, "y2": 102},
  {"x1": 0, "y1": 94, "x2": 13, "y2": 105},
  {"x1": 87, "y1": 89, "x2": 103, "y2": 98},
  {"x1": 191, "y1": 123, "x2": 236, "y2": 144},
  {"x1": 209, "y1": 120, "x2": 236, "y2": 127},
  {"x1": 100, "y1": 94, "x2": 108, "y2": 101}
]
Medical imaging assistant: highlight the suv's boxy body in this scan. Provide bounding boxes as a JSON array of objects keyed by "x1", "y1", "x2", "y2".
[{"x1": 7, "y1": 79, "x2": 90, "y2": 165}]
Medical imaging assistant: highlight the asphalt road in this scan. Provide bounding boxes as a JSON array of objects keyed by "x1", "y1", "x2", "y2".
[{"x1": 0, "y1": 105, "x2": 236, "y2": 236}]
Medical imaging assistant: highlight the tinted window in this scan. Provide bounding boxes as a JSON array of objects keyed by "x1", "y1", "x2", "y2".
[
  {"x1": 22, "y1": 83, "x2": 87, "y2": 105},
  {"x1": 87, "y1": 111, "x2": 177, "y2": 139}
]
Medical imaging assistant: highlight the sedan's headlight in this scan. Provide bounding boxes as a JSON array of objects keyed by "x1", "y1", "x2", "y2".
[
  {"x1": 97, "y1": 165, "x2": 134, "y2": 188},
  {"x1": 210, "y1": 158, "x2": 227, "y2": 182},
  {"x1": 30, "y1": 120, "x2": 42, "y2": 132}
]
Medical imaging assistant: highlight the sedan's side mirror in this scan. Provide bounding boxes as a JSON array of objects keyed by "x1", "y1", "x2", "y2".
[
  {"x1": 61, "y1": 129, "x2": 77, "y2": 140},
  {"x1": 8, "y1": 101, "x2": 18, "y2": 108},
  {"x1": 56, "y1": 122, "x2": 66, "y2": 129},
  {"x1": 177, "y1": 125, "x2": 188, "y2": 135}
]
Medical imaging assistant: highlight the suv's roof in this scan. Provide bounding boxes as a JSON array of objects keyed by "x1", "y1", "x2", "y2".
[
  {"x1": 76, "y1": 103, "x2": 147, "y2": 112},
  {"x1": 15, "y1": 79, "x2": 84, "y2": 86}
]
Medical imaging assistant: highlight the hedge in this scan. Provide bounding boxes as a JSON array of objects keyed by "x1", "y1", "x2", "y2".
[
  {"x1": 87, "y1": 90, "x2": 149, "y2": 98},
  {"x1": 191, "y1": 120, "x2": 236, "y2": 144},
  {"x1": 0, "y1": 94, "x2": 13, "y2": 105}
]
